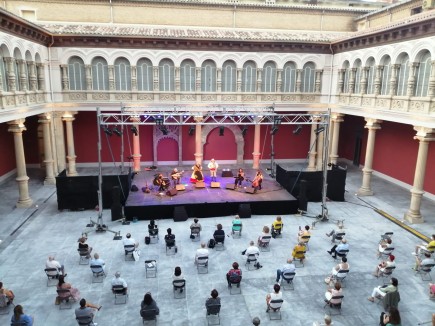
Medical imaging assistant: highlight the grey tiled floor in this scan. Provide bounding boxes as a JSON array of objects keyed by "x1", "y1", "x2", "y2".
[{"x1": 0, "y1": 163, "x2": 434, "y2": 325}]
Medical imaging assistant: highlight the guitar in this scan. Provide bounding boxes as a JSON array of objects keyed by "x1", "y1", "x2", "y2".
[{"x1": 171, "y1": 170, "x2": 185, "y2": 179}]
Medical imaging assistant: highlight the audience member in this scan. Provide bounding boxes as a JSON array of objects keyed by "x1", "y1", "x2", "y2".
[
  {"x1": 325, "y1": 282, "x2": 342, "y2": 304},
  {"x1": 380, "y1": 306, "x2": 401, "y2": 326},
  {"x1": 148, "y1": 220, "x2": 158, "y2": 236},
  {"x1": 57, "y1": 275, "x2": 80, "y2": 301},
  {"x1": 327, "y1": 256, "x2": 350, "y2": 282},
  {"x1": 213, "y1": 224, "x2": 225, "y2": 241},
  {"x1": 298, "y1": 225, "x2": 311, "y2": 243},
  {"x1": 226, "y1": 262, "x2": 242, "y2": 286},
  {"x1": 165, "y1": 228, "x2": 177, "y2": 252},
  {"x1": 11, "y1": 305, "x2": 33, "y2": 326},
  {"x1": 123, "y1": 233, "x2": 139, "y2": 253},
  {"x1": 414, "y1": 234, "x2": 435, "y2": 255},
  {"x1": 271, "y1": 216, "x2": 283, "y2": 238},
  {"x1": 244, "y1": 240, "x2": 262, "y2": 269},
  {"x1": 378, "y1": 238, "x2": 393, "y2": 258},
  {"x1": 276, "y1": 258, "x2": 295, "y2": 283},
  {"x1": 430, "y1": 283, "x2": 435, "y2": 299},
  {"x1": 173, "y1": 266, "x2": 185, "y2": 293},
  {"x1": 46, "y1": 255, "x2": 66, "y2": 277},
  {"x1": 292, "y1": 242, "x2": 306, "y2": 264},
  {"x1": 0, "y1": 282, "x2": 14, "y2": 304},
  {"x1": 205, "y1": 289, "x2": 220, "y2": 313},
  {"x1": 78, "y1": 236, "x2": 92, "y2": 258},
  {"x1": 327, "y1": 239, "x2": 349, "y2": 259},
  {"x1": 190, "y1": 218, "x2": 202, "y2": 231},
  {"x1": 195, "y1": 242, "x2": 209, "y2": 264},
  {"x1": 368, "y1": 277, "x2": 398, "y2": 302},
  {"x1": 75, "y1": 298, "x2": 101, "y2": 322},
  {"x1": 232, "y1": 215, "x2": 243, "y2": 235},
  {"x1": 252, "y1": 317, "x2": 261, "y2": 325},
  {"x1": 326, "y1": 228, "x2": 345, "y2": 243},
  {"x1": 373, "y1": 254, "x2": 395, "y2": 278},
  {"x1": 258, "y1": 226, "x2": 271, "y2": 246},
  {"x1": 90, "y1": 253, "x2": 105, "y2": 271},
  {"x1": 266, "y1": 283, "x2": 282, "y2": 312},
  {"x1": 111, "y1": 271, "x2": 128, "y2": 294},
  {"x1": 140, "y1": 292, "x2": 159, "y2": 318},
  {"x1": 414, "y1": 252, "x2": 435, "y2": 271},
  {"x1": 313, "y1": 315, "x2": 332, "y2": 326}
]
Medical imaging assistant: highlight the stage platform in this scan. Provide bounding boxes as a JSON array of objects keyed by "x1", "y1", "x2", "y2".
[{"x1": 123, "y1": 167, "x2": 299, "y2": 220}]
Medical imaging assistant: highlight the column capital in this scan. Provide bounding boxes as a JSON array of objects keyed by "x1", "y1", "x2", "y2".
[
  {"x1": 194, "y1": 116, "x2": 203, "y2": 123},
  {"x1": 38, "y1": 113, "x2": 51, "y2": 122},
  {"x1": 364, "y1": 118, "x2": 382, "y2": 129},
  {"x1": 62, "y1": 111, "x2": 78, "y2": 121},
  {"x1": 331, "y1": 113, "x2": 344, "y2": 122},
  {"x1": 413, "y1": 126, "x2": 435, "y2": 141},
  {"x1": 8, "y1": 119, "x2": 26, "y2": 133}
]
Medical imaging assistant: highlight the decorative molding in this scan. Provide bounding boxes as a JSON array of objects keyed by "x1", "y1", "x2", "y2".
[
  {"x1": 222, "y1": 94, "x2": 237, "y2": 101},
  {"x1": 181, "y1": 94, "x2": 197, "y2": 101},
  {"x1": 241, "y1": 94, "x2": 257, "y2": 101},
  {"x1": 159, "y1": 93, "x2": 176, "y2": 101},
  {"x1": 68, "y1": 93, "x2": 87, "y2": 101},
  {"x1": 92, "y1": 93, "x2": 110, "y2": 101},
  {"x1": 137, "y1": 93, "x2": 154, "y2": 101},
  {"x1": 114, "y1": 93, "x2": 132, "y2": 100},
  {"x1": 201, "y1": 94, "x2": 216, "y2": 101}
]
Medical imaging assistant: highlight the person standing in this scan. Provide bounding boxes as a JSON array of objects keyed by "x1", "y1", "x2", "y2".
[{"x1": 208, "y1": 159, "x2": 219, "y2": 182}]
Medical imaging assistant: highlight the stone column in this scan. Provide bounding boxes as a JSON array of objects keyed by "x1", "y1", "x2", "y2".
[
  {"x1": 153, "y1": 66, "x2": 159, "y2": 91},
  {"x1": 217, "y1": 68, "x2": 222, "y2": 92},
  {"x1": 389, "y1": 64, "x2": 399, "y2": 96},
  {"x1": 404, "y1": 127, "x2": 435, "y2": 224},
  {"x1": 131, "y1": 65, "x2": 137, "y2": 91},
  {"x1": 194, "y1": 116, "x2": 203, "y2": 165},
  {"x1": 5, "y1": 57, "x2": 16, "y2": 91},
  {"x1": 17, "y1": 59, "x2": 28, "y2": 91},
  {"x1": 406, "y1": 62, "x2": 418, "y2": 97},
  {"x1": 196, "y1": 67, "x2": 201, "y2": 92},
  {"x1": 276, "y1": 69, "x2": 283, "y2": 92},
  {"x1": 357, "y1": 119, "x2": 382, "y2": 196},
  {"x1": 428, "y1": 61, "x2": 435, "y2": 97},
  {"x1": 60, "y1": 64, "x2": 69, "y2": 91},
  {"x1": 307, "y1": 121, "x2": 318, "y2": 171},
  {"x1": 329, "y1": 114, "x2": 344, "y2": 165},
  {"x1": 316, "y1": 124, "x2": 324, "y2": 171},
  {"x1": 8, "y1": 119, "x2": 33, "y2": 208},
  {"x1": 174, "y1": 67, "x2": 180, "y2": 92},
  {"x1": 131, "y1": 118, "x2": 141, "y2": 172},
  {"x1": 348, "y1": 68, "x2": 356, "y2": 94},
  {"x1": 108, "y1": 66, "x2": 115, "y2": 90},
  {"x1": 236, "y1": 68, "x2": 242, "y2": 92},
  {"x1": 62, "y1": 112, "x2": 78, "y2": 176},
  {"x1": 252, "y1": 122, "x2": 261, "y2": 169},
  {"x1": 28, "y1": 61, "x2": 37, "y2": 91},
  {"x1": 374, "y1": 65, "x2": 383, "y2": 96},
  {"x1": 52, "y1": 112, "x2": 66, "y2": 173},
  {"x1": 360, "y1": 67, "x2": 368, "y2": 94},
  {"x1": 38, "y1": 114, "x2": 56, "y2": 185},
  {"x1": 85, "y1": 64, "x2": 92, "y2": 91},
  {"x1": 315, "y1": 69, "x2": 322, "y2": 93},
  {"x1": 295, "y1": 69, "x2": 302, "y2": 92},
  {"x1": 337, "y1": 69, "x2": 345, "y2": 94},
  {"x1": 36, "y1": 63, "x2": 45, "y2": 91},
  {"x1": 256, "y1": 68, "x2": 262, "y2": 92}
]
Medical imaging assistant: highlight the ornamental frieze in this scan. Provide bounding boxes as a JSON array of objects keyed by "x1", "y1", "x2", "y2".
[
  {"x1": 222, "y1": 95, "x2": 237, "y2": 101},
  {"x1": 262, "y1": 95, "x2": 277, "y2": 101},
  {"x1": 37, "y1": 93, "x2": 45, "y2": 102},
  {"x1": 391, "y1": 100, "x2": 404, "y2": 111},
  {"x1": 115, "y1": 93, "x2": 132, "y2": 100},
  {"x1": 159, "y1": 94, "x2": 176, "y2": 101},
  {"x1": 92, "y1": 93, "x2": 110, "y2": 101},
  {"x1": 29, "y1": 94, "x2": 36, "y2": 103},
  {"x1": 68, "y1": 93, "x2": 87, "y2": 101},
  {"x1": 362, "y1": 97, "x2": 372, "y2": 106},
  {"x1": 17, "y1": 95, "x2": 26, "y2": 104},
  {"x1": 349, "y1": 96, "x2": 360, "y2": 105},
  {"x1": 301, "y1": 95, "x2": 315, "y2": 102},
  {"x1": 375, "y1": 98, "x2": 385, "y2": 108},
  {"x1": 201, "y1": 94, "x2": 216, "y2": 101},
  {"x1": 410, "y1": 101, "x2": 425, "y2": 113},
  {"x1": 5, "y1": 96, "x2": 14, "y2": 106},
  {"x1": 137, "y1": 94, "x2": 154, "y2": 101},
  {"x1": 242, "y1": 94, "x2": 257, "y2": 101},
  {"x1": 181, "y1": 94, "x2": 197, "y2": 101}
]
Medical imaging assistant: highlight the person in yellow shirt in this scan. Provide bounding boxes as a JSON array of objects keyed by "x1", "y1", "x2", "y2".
[
  {"x1": 298, "y1": 225, "x2": 311, "y2": 244},
  {"x1": 414, "y1": 234, "x2": 435, "y2": 256},
  {"x1": 292, "y1": 242, "x2": 306, "y2": 264},
  {"x1": 271, "y1": 216, "x2": 283, "y2": 238}
]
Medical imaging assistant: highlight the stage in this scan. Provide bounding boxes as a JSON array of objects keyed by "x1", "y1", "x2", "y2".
[{"x1": 123, "y1": 167, "x2": 299, "y2": 220}]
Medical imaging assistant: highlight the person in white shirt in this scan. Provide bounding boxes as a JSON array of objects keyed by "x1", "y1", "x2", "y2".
[
  {"x1": 244, "y1": 241, "x2": 262, "y2": 269},
  {"x1": 123, "y1": 233, "x2": 138, "y2": 254},
  {"x1": 195, "y1": 242, "x2": 209, "y2": 265},
  {"x1": 90, "y1": 253, "x2": 106, "y2": 271},
  {"x1": 266, "y1": 283, "x2": 283, "y2": 312},
  {"x1": 207, "y1": 158, "x2": 219, "y2": 182},
  {"x1": 46, "y1": 256, "x2": 65, "y2": 277},
  {"x1": 111, "y1": 271, "x2": 128, "y2": 294}
]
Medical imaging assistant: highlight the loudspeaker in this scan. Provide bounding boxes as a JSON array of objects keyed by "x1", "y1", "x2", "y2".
[
  {"x1": 298, "y1": 180, "x2": 308, "y2": 212},
  {"x1": 112, "y1": 186, "x2": 121, "y2": 202},
  {"x1": 176, "y1": 184, "x2": 185, "y2": 191},
  {"x1": 226, "y1": 184, "x2": 236, "y2": 190},
  {"x1": 245, "y1": 187, "x2": 257, "y2": 194},
  {"x1": 173, "y1": 206, "x2": 188, "y2": 222},
  {"x1": 111, "y1": 187, "x2": 122, "y2": 220},
  {"x1": 195, "y1": 181, "x2": 206, "y2": 188},
  {"x1": 166, "y1": 188, "x2": 178, "y2": 197},
  {"x1": 211, "y1": 182, "x2": 220, "y2": 188},
  {"x1": 238, "y1": 204, "x2": 251, "y2": 218}
]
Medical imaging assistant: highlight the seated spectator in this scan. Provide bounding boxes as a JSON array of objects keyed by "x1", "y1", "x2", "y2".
[
  {"x1": 327, "y1": 239, "x2": 349, "y2": 259},
  {"x1": 213, "y1": 224, "x2": 225, "y2": 242},
  {"x1": 232, "y1": 215, "x2": 243, "y2": 235},
  {"x1": 195, "y1": 242, "x2": 209, "y2": 264},
  {"x1": 46, "y1": 255, "x2": 66, "y2": 277},
  {"x1": 165, "y1": 228, "x2": 177, "y2": 250},
  {"x1": 75, "y1": 298, "x2": 101, "y2": 321},
  {"x1": 205, "y1": 289, "x2": 220, "y2": 313},
  {"x1": 368, "y1": 277, "x2": 398, "y2": 302},
  {"x1": 11, "y1": 305, "x2": 33, "y2": 326},
  {"x1": 258, "y1": 226, "x2": 271, "y2": 246},
  {"x1": 140, "y1": 292, "x2": 159, "y2": 317},
  {"x1": 327, "y1": 256, "x2": 350, "y2": 281},
  {"x1": 0, "y1": 282, "x2": 14, "y2": 304},
  {"x1": 313, "y1": 315, "x2": 332, "y2": 326},
  {"x1": 380, "y1": 307, "x2": 401, "y2": 326},
  {"x1": 148, "y1": 220, "x2": 158, "y2": 236},
  {"x1": 430, "y1": 283, "x2": 435, "y2": 299},
  {"x1": 244, "y1": 240, "x2": 262, "y2": 269},
  {"x1": 414, "y1": 252, "x2": 435, "y2": 271},
  {"x1": 298, "y1": 225, "x2": 311, "y2": 243},
  {"x1": 78, "y1": 236, "x2": 92, "y2": 258},
  {"x1": 271, "y1": 216, "x2": 283, "y2": 238},
  {"x1": 373, "y1": 254, "x2": 395, "y2": 278},
  {"x1": 325, "y1": 282, "x2": 342, "y2": 304},
  {"x1": 57, "y1": 275, "x2": 80, "y2": 301},
  {"x1": 123, "y1": 233, "x2": 139, "y2": 254},
  {"x1": 292, "y1": 242, "x2": 306, "y2": 264},
  {"x1": 190, "y1": 218, "x2": 202, "y2": 231},
  {"x1": 326, "y1": 228, "x2": 345, "y2": 243},
  {"x1": 90, "y1": 253, "x2": 105, "y2": 271},
  {"x1": 172, "y1": 266, "x2": 185, "y2": 293},
  {"x1": 266, "y1": 283, "x2": 282, "y2": 312},
  {"x1": 252, "y1": 317, "x2": 261, "y2": 326},
  {"x1": 414, "y1": 234, "x2": 435, "y2": 255},
  {"x1": 378, "y1": 238, "x2": 393, "y2": 258},
  {"x1": 226, "y1": 262, "x2": 242, "y2": 286},
  {"x1": 111, "y1": 271, "x2": 128, "y2": 294},
  {"x1": 276, "y1": 258, "x2": 295, "y2": 283}
]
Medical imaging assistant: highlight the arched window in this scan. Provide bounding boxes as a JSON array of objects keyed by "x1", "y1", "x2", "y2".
[
  {"x1": 91, "y1": 57, "x2": 109, "y2": 91},
  {"x1": 282, "y1": 62, "x2": 296, "y2": 93},
  {"x1": 114, "y1": 57, "x2": 131, "y2": 91},
  {"x1": 414, "y1": 51, "x2": 431, "y2": 97},
  {"x1": 201, "y1": 60, "x2": 216, "y2": 92},
  {"x1": 136, "y1": 58, "x2": 153, "y2": 91},
  {"x1": 343, "y1": 62, "x2": 350, "y2": 93},
  {"x1": 159, "y1": 59, "x2": 174, "y2": 92},
  {"x1": 180, "y1": 59, "x2": 195, "y2": 92},
  {"x1": 301, "y1": 62, "x2": 315, "y2": 93},
  {"x1": 353, "y1": 60, "x2": 362, "y2": 94},
  {"x1": 262, "y1": 61, "x2": 276, "y2": 92},
  {"x1": 242, "y1": 61, "x2": 256, "y2": 92},
  {"x1": 380, "y1": 57, "x2": 391, "y2": 95},
  {"x1": 222, "y1": 60, "x2": 236, "y2": 92},
  {"x1": 366, "y1": 58, "x2": 376, "y2": 95},
  {"x1": 396, "y1": 54, "x2": 409, "y2": 96},
  {"x1": 0, "y1": 54, "x2": 7, "y2": 91},
  {"x1": 68, "y1": 56, "x2": 86, "y2": 91}
]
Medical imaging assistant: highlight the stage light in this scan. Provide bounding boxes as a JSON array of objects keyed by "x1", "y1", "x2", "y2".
[
  {"x1": 293, "y1": 125, "x2": 302, "y2": 135},
  {"x1": 219, "y1": 126, "x2": 225, "y2": 136},
  {"x1": 155, "y1": 117, "x2": 164, "y2": 126},
  {"x1": 271, "y1": 126, "x2": 279, "y2": 135},
  {"x1": 314, "y1": 127, "x2": 325, "y2": 135},
  {"x1": 131, "y1": 126, "x2": 138, "y2": 136},
  {"x1": 241, "y1": 126, "x2": 248, "y2": 137},
  {"x1": 271, "y1": 116, "x2": 281, "y2": 135},
  {"x1": 188, "y1": 126, "x2": 195, "y2": 136},
  {"x1": 113, "y1": 126, "x2": 122, "y2": 137},
  {"x1": 103, "y1": 127, "x2": 113, "y2": 136},
  {"x1": 160, "y1": 126, "x2": 168, "y2": 135}
]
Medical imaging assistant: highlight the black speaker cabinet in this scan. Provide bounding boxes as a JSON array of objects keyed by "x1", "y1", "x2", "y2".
[
  {"x1": 245, "y1": 187, "x2": 257, "y2": 194},
  {"x1": 298, "y1": 180, "x2": 308, "y2": 212},
  {"x1": 166, "y1": 188, "x2": 178, "y2": 197},
  {"x1": 226, "y1": 184, "x2": 236, "y2": 190},
  {"x1": 238, "y1": 204, "x2": 251, "y2": 218},
  {"x1": 173, "y1": 206, "x2": 188, "y2": 222}
]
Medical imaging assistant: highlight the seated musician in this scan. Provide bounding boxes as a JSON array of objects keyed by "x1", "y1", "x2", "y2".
[
  {"x1": 190, "y1": 163, "x2": 204, "y2": 183},
  {"x1": 234, "y1": 168, "x2": 245, "y2": 187},
  {"x1": 155, "y1": 174, "x2": 167, "y2": 192},
  {"x1": 252, "y1": 170, "x2": 263, "y2": 191},
  {"x1": 171, "y1": 168, "x2": 182, "y2": 187}
]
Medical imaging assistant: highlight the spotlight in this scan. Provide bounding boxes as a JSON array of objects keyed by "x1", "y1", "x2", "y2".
[
  {"x1": 155, "y1": 117, "x2": 164, "y2": 126},
  {"x1": 188, "y1": 126, "x2": 195, "y2": 136},
  {"x1": 219, "y1": 126, "x2": 224, "y2": 136},
  {"x1": 271, "y1": 126, "x2": 279, "y2": 135},
  {"x1": 314, "y1": 127, "x2": 325, "y2": 135},
  {"x1": 103, "y1": 127, "x2": 113, "y2": 136},
  {"x1": 293, "y1": 125, "x2": 302, "y2": 135},
  {"x1": 113, "y1": 126, "x2": 122, "y2": 137},
  {"x1": 131, "y1": 126, "x2": 138, "y2": 136},
  {"x1": 241, "y1": 126, "x2": 248, "y2": 137}
]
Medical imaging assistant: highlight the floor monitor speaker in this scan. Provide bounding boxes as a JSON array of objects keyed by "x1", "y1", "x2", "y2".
[
  {"x1": 226, "y1": 184, "x2": 236, "y2": 190},
  {"x1": 195, "y1": 181, "x2": 206, "y2": 188},
  {"x1": 173, "y1": 206, "x2": 188, "y2": 222},
  {"x1": 210, "y1": 182, "x2": 220, "y2": 188},
  {"x1": 166, "y1": 188, "x2": 178, "y2": 197},
  {"x1": 245, "y1": 187, "x2": 257, "y2": 194},
  {"x1": 238, "y1": 204, "x2": 251, "y2": 218},
  {"x1": 175, "y1": 184, "x2": 185, "y2": 191}
]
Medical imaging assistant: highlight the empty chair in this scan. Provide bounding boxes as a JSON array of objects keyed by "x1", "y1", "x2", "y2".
[
  {"x1": 281, "y1": 271, "x2": 296, "y2": 290},
  {"x1": 333, "y1": 232, "x2": 346, "y2": 243},
  {"x1": 416, "y1": 263, "x2": 435, "y2": 281},
  {"x1": 145, "y1": 260, "x2": 157, "y2": 278},
  {"x1": 245, "y1": 254, "x2": 258, "y2": 271},
  {"x1": 173, "y1": 280, "x2": 186, "y2": 299},
  {"x1": 324, "y1": 295, "x2": 344, "y2": 315},
  {"x1": 76, "y1": 315, "x2": 97, "y2": 326},
  {"x1": 45, "y1": 268, "x2": 60, "y2": 287},
  {"x1": 268, "y1": 299, "x2": 284, "y2": 320},
  {"x1": 56, "y1": 288, "x2": 73, "y2": 310},
  {"x1": 78, "y1": 249, "x2": 89, "y2": 265},
  {"x1": 259, "y1": 236, "x2": 272, "y2": 252},
  {"x1": 124, "y1": 244, "x2": 135, "y2": 261},
  {"x1": 190, "y1": 227, "x2": 201, "y2": 242},
  {"x1": 197, "y1": 256, "x2": 209, "y2": 274},
  {"x1": 90, "y1": 264, "x2": 106, "y2": 283},
  {"x1": 214, "y1": 235, "x2": 225, "y2": 251},
  {"x1": 206, "y1": 303, "x2": 221, "y2": 326},
  {"x1": 112, "y1": 285, "x2": 128, "y2": 304}
]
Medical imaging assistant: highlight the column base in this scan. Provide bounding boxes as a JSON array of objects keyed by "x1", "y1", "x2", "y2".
[
  {"x1": 404, "y1": 210, "x2": 424, "y2": 224},
  {"x1": 357, "y1": 187, "x2": 373, "y2": 196},
  {"x1": 67, "y1": 171, "x2": 78, "y2": 177},
  {"x1": 44, "y1": 178, "x2": 56, "y2": 186},
  {"x1": 16, "y1": 198, "x2": 33, "y2": 208},
  {"x1": 306, "y1": 167, "x2": 317, "y2": 172}
]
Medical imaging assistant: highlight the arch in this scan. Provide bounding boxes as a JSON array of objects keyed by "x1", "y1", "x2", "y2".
[{"x1": 201, "y1": 125, "x2": 244, "y2": 164}]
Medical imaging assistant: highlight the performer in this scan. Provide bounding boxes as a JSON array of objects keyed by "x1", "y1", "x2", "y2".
[
  {"x1": 153, "y1": 173, "x2": 167, "y2": 192},
  {"x1": 190, "y1": 163, "x2": 204, "y2": 183},
  {"x1": 234, "y1": 168, "x2": 245, "y2": 187},
  {"x1": 207, "y1": 158, "x2": 219, "y2": 182},
  {"x1": 252, "y1": 170, "x2": 263, "y2": 191},
  {"x1": 171, "y1": 168, "x2": 183, "y2": 187}
]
